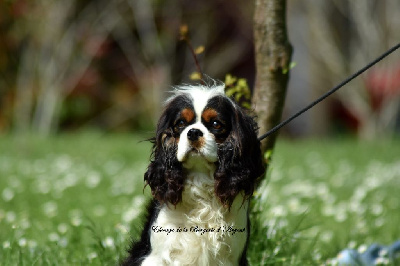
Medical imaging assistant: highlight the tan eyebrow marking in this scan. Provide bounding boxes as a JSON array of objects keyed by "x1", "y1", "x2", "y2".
[
  {"x1": 181, "y1": 108, "x2": 195, "y2": 122},
  {"x1": 202, "y1": 108, "x2": 218, "y2": 123}
]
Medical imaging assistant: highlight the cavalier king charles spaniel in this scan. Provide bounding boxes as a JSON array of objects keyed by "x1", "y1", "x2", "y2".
[{"x1": 122, "y1": 81, "x2": 265, "y2": 266}]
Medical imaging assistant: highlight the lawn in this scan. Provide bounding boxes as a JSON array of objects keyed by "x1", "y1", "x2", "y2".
[{"x1": 0, "y1": 134, "x2": 399, "y2": 265}]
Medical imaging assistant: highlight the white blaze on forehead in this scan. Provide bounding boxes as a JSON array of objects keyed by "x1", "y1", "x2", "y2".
[
  {"x1": 170, "y1": 84, "x2": 225, "y2": 122},
  {"x1": 187, "y1": 86, "x2": 225, "y2": 121}
]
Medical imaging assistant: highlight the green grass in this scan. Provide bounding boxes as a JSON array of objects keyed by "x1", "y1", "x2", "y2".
[{"x1": 0, "y1": 134, "x2": 399, "y2": 265}]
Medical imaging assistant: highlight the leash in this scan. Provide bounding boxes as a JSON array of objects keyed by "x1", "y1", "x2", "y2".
[{"x1": 258, "y1": 42, "x2": 400, "y2": 141}]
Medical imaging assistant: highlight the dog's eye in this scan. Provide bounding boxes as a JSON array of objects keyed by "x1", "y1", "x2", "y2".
[
  {"x1": 176, "y1": 119, "x2": 186, "y2": 128},
  {"x1": 212, "y1": 120, "x2": 222, "y2": 129}
]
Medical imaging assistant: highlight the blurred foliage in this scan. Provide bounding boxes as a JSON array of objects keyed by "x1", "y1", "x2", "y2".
[
  {"x1": 0, "y1": 0, "x2": 255, "y2": 135},
  {"x1": 0, "y1": 1, "x2": 19, "y2": 132},
  {"x1": 224, "y1": 74, "x2": 252, "y2": 110},
  {"x1": 302, "y1": 1, "x2": 400, "y2": 138},
  {"x1": 1, "y1": 0, "x2": 398, "y2": 137}
]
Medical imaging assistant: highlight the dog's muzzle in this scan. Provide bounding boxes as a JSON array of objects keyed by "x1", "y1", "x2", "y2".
[{"x1": 177, "y1": 124, "x2": 217, "y2": 163}]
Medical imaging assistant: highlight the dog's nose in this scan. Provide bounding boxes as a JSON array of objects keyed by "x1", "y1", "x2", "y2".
[{"x1": 187, "y1": 128, "x2": 203, "y2": 142}]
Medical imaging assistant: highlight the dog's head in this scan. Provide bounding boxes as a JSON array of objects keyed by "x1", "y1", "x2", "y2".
[{"x1": 144, "y1": 82, "x2": 265, "y2": 207}]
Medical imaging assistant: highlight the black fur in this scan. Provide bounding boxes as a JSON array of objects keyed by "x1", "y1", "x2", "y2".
[
  {"x1": 144, "y1": 95, "x2": 192, "y2": 206},
  {"x1": 121, "y1": 199, "x2": 160, "y2": 266},
  {"x1": 212, "y1": 96, "x2": 265, "y2": 207}
]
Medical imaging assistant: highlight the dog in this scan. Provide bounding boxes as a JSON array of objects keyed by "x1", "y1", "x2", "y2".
[{"x1": 122, "y1": 81, "x2": 265, "y2": 266}]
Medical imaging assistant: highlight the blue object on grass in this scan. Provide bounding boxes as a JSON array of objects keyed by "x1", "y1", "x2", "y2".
[
  {"x1": 337, "y1": 249, "x2": 362, "y2": 265},
  {"x1": 336, "y1": 240, "x2": 400, "y2": 265}
]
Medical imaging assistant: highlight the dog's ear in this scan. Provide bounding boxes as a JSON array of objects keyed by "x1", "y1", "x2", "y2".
[
  {"x1": 214, "y1": 106, "x2": 265, "y2": 207},
  {"x1": 144, "y1": 104, "x2": 185, "y2": 206}
]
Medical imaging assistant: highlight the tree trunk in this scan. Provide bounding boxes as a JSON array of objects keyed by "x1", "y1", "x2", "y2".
[{"x1": 253, "y1": 0, "x2": 292, "y2": 159}]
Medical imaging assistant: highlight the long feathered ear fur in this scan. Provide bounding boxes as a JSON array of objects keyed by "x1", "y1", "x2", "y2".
[
  {"x1": 144, "y1": 107, "x2": 186, "y2": 206},
  {"x1": 214, "y1": 105, "x2": 265, "y2": 208}
]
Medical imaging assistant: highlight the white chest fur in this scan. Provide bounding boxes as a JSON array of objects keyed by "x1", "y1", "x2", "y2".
[{"x1": 142, "y1": 159, "x2": 249, "y2": 266}]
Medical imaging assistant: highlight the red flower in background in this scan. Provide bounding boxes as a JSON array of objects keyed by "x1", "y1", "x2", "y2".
[{"x1": 365, "y1": 64, "x2": 400, "y2": 111}]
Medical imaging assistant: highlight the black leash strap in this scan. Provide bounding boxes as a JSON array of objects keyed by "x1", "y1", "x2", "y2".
[{"x1": 258, "y1": 42, "x2": 400, "y2": 141}]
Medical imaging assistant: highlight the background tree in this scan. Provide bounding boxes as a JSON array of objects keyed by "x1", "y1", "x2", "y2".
[{"x1": 252, "y1": 0, "x2": 293, "y2": 159}]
